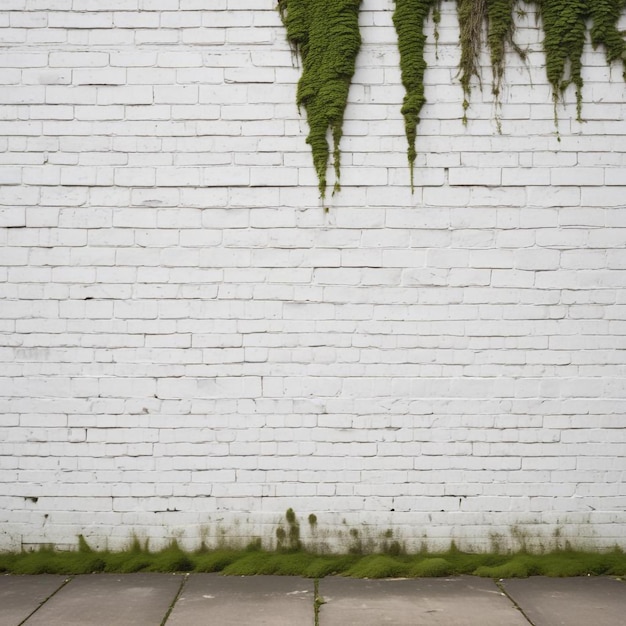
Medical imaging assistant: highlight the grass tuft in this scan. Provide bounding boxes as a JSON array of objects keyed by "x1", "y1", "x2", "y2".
[
  {"x1": 408, "y1": 557, "x2": 453, "y2": 577},
  {"x1": 305, "y1": 555, "x2": 359, "y2": 578},
  {"x1": 474, "y1": 556, "x2": 534, "y2": 578},
  {"x1": 194, "y1": 550, "x2": 241, "y2": 573},
  {"x1": 147, "y1": 543, "x2": 194, "y2": 573},
  {"x1": 1, "y1": 538, "x2": 625, "y2": 579},
  {"x1": 344, "y1": 555, "x2": 410, "y2": 579}
]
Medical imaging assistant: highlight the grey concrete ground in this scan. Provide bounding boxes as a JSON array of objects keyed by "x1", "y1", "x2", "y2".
[
  {"x1": 318, "y1": 576, "x2": 531, "y2": 625},
  {"x1": 1, "y1": 573, "x2": 624, "y2": 626},
  {"x1": 166, "y1": 574, "x2": 314, "y2": 626}
]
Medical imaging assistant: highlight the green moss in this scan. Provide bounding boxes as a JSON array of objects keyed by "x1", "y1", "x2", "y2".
[
  {"x1": 279, "y1": 1, "x2": 626, "y2": 193},
  {"x1": 474, "y1": 555, "x2": 535, "y2": 578},
  {"x1": 246, "y1": 537, "x2": 262, "y2": 552},
  {"x1": 347, "y1": 527, "x2": 364, "y2": 554},
  {"x1": 344, "y1": 554, "x2": 411, "y2": 578},
  {"x1": 589, "y1": 0, "x2": 626, "y2": 79},
  {"x1": 393, "y1": 0, "x2": 436, "y2": 189},
  {"x1": 104, "y1": 552, "x2": 153, "y2": 573},
  {"x1": 391, "y1": 0, "x2": 626, "y2": 181},
  {"x1": 457, "y1": 0, "x2": 487, "y2": 124},
  {"x1": 487, "y1": 0, "x2": 516, "y2": 100},
  {"x1": 533, "y1": 0, "x2": 626, "y2": 124},
  {"x1": 278, "y1": 0, "x2": 363, "y2": 198},
  {"x1": 382, "y1": 540, "x2": 403, "y2": 556},
  {"x1": 531, "y1": 549, "x2": 625, "y2": 577},
  {"x1": 77, "y1": 534, "x2": 93, "y2": 553},
  {"x1": 277, "y1": 508, "x2": 302, "y2": 552},
  {"x1": 432, "y1": 0, "x2": 442, "y2": 58},
  {"x1": 8, "y1": 547, "x2": 106, "y2": 576},
  {"x1": 221, "y1": 552, "x2": 272, "y2": 576},
  {"x1": 0, "y1": 552, "x2": 18, "y2": 573},
  {"x1": 535, "y1": 0, "x2": 588, "y2": 122},
  {"x1": 146, "y1": 542, "x2": 194, "y2": 573},
  {"x1": 194, "y1": 550, "x2": 242, "y2": 573},
  {"x1": 304, "y1": 555, "x2": 359, "y2": 578},
  {"x1": 440, "y1": 544, "x2": 503, "y2": 573},
  {"x1": 2, "y1": 536, "x2": 626, "y2": 579},
  {"x1": 408, "y1": 557, "x2": 453, "y2": 577},
  {"x1": 221, "y1": 551, "x2": 317, "y2": 576}
]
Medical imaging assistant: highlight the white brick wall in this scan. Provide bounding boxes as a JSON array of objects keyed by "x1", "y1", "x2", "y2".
[{"x1": 1, "y1": 0, "x2": 625, "y2": 553}]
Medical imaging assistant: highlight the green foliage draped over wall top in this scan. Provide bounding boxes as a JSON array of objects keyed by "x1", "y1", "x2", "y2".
[
  {"x1": 280, "y1": 0, "x2": 626, "y2": 196},
  {"x1": 278, "y1": 0, "x2": 363, "y2": 199}
]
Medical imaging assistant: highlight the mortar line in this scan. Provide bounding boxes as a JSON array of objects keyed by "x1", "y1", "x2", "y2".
[
  {"x1": 495, "y1": 579, "x2": 536, "y2": 626},
  {"x1": 18, "y1": 575, "x2": 74, "y2": 626},
  {"x1": 160, "y1": 572, "x2": 189, "y2": 626}
]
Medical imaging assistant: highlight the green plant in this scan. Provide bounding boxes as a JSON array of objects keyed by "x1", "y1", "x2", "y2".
[
  {"x1": 408, "y1": 557, "x2": 453, "y2": 576},
  {"x1": 344, "y1": 554, "x2": 411, "y2": 578},
  {"x1": 280, "y1": 1, "x2": 626, "y2": 193},
  {"x1": 1, "y1": 538, "x2": 625, "y2": 578},
  {"x1": 391, "y1": 1, "x2": 626, "y2": 181},
  {"x1": 393, "y1": 0, "x2": 435, "y2": 190},
  {"x1": 278, "y1": 0, "x2": 363, "y2": 199}
]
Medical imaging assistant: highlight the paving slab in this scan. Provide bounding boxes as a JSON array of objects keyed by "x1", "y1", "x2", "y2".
[
  {"x1": 21, "y1": 573, "x2": 182, "y2": 626},
  {"x1": 319, "y1": 576, "x2": 530, "y2": 625},
  {"x1": 501, "y1": 576, "x2": 626, "y2": 626},
  {"x1": 165, "y1": 574, "x2": 315, "y2": 626},
  {"x1": 0, "y1": 574, "x2": 67, "y2": 626}
]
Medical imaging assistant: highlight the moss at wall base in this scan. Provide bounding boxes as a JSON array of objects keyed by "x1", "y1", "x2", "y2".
[{"x1": 2, "y1": 539, "x2": 625, "y2": 578}]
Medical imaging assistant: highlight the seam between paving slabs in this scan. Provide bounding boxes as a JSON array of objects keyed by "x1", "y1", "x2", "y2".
[
  {"x1": 495, "y1": 579, "x2": 536, "y2": 626},
  {"x1": 314, "y1": 578, "x2": 325, "y2": 626},
  {"x1": 160, "y1": 573, "x2": 189, "y2": 626},
  {"x1": 17, "y1": 575, "x2": 74, "y2": 626}
]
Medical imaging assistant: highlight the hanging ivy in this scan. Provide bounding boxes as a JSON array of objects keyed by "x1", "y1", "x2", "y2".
[
  {"x1": 487, "y1": 0, "x2": 518, "y2": 101},
  {"x1": 537, "y1": 0, "x2": 589, "y2": 123},
  {"x1": 279, "y1": 1, "x2": 626, "y2": 195},
  {"x1": 457, "y1": 0, "x2": 523, "y2": 128},
  {"x1": 589, "y1": 0, "x2": 626, "y2": 77},
  {"x1": 457, "y1": 0, "x2": 487, "y2": 123},
  {"x1": 393, "y1": 0, "x2": 436, "y2": 189},
  {"x1": 393, "y1": 0, "x2": 626, "y2": 183},
  {"x1": 278, "y1": 0, "x2": 363, "y2": 199}
]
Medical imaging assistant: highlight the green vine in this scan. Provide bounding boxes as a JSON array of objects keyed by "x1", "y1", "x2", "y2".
[
  {"x1": 536, "y1": 0, "x2": 589, "y2": 123},
  {"x1": 457, "y1": 0, "x2": 487, "y2": 124},
  {"x1": 392, "y1": 0, "x2": 626, "y2": 181},
  {"x1": 487, "y1": 0, "x2": 525, "y2": 132},
  {"x1": 433, "y1": 0, "x2": 442, "y2": 58},
  {"x1": 487, "y1": 0, "x2": 517, "y2": 102},
  {"x1": 458, "y1": 0, "x2": 523, "y2": 129},
  {"x1": 280, "y1": 1, "x2": 626, "y2": 194},
  {"x1": 393, "y1": 0, "x2": 436, "y2": 190},
  {"x1": 588, "y1": 0, "x2": 626, "y2": 79},
  {"x1": 278, "y1": 0, "x2": 363, "y2": 198}
]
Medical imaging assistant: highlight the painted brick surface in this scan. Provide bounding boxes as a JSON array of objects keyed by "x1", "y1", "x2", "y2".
[{"x1": 1, "y1": 0, "x2": 625, "y2": 552}]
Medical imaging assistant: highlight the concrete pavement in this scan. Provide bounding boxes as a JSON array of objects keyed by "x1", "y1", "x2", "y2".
[{"x1": 1, "y1": 573, "x2": 624, "y2": 626}]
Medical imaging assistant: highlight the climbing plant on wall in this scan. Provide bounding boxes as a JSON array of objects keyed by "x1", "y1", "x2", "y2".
[
  {"x1": 279, "y1": 0, "x2": 626, "y2": 196},
  {"x1": 396, "y1": 0, "x2": 626, "y2": 186},
  {"x1": 278, "y1": 0, "x2": 363, "y2": 199}
]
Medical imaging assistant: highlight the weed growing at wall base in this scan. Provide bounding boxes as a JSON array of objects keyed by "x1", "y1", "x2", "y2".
[{"x1": 1, "y1": 539, "x2": 625, "y2": 579}]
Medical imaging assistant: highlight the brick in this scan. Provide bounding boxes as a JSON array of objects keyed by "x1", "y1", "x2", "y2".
[
  {"x1": 49, "y1": 51, "x2": 108, "y2": 67},
  {"x1": 0, "y1": 86, "x2": 45, "y2": 104}
]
